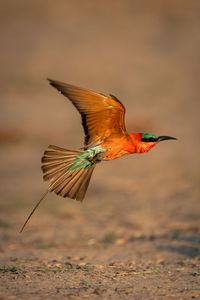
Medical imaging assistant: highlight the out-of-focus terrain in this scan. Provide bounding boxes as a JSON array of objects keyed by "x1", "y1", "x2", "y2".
[{"x1": 0, "y1": 1, "x2": 200, "y2": 299}]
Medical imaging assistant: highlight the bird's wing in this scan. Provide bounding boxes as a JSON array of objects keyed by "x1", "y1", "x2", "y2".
[{"x1": 48, "y1": 79, "x2": 127, "y2": 147}]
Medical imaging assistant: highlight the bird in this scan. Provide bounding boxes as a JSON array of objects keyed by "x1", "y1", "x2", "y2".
[{"x1": 20, "y1": 79, "x2": 177, "y2": 232}]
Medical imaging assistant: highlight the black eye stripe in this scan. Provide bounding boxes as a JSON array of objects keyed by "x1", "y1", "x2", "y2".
[{"x1": 141, "y1": 138, "x2": 158, "y2": 142}]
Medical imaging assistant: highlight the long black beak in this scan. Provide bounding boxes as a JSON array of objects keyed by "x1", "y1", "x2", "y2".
[{"x1": 157, "y1": 136, "x2": 177, "y2": 142}]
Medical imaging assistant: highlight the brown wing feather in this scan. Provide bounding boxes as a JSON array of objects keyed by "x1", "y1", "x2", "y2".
[{"x1": 47, "y1": 78, "x2": 127, "y2": 147}]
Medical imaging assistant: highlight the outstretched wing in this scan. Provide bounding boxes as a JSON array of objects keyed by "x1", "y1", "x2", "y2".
[{"x1": 48, "y1": 79, "x2": 127, "y2": 147}]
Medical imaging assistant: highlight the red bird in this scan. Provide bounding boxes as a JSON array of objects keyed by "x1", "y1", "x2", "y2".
[{"x1": 20, "y1": 79, "x2": 176, "y2": 232}]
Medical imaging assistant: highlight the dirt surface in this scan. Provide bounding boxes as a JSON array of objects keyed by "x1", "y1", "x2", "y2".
[{"x1": 0, "y1": 1, "x2": 200, "y2": 299}]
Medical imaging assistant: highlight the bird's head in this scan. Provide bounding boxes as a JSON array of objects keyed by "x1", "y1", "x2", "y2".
[{"x1": 130, "y1": 133, "x2": 177, "y2": 153}]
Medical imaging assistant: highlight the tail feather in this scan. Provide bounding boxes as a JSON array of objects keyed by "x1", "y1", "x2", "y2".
[
  {"x1": 42, "y1": 146, "x2": 84, "y2": 182},
  {"x1": 53, "y1": 168, "x2": 83, "y2": 195},
  {"x1": 42, "y1": 145, "x2": 95, "y2": 201},
  {"x1": 44, "y1": 145, "x2": 81, "y2": 154},
  {"x1": 60, "y1": 168, "x2": 86, "y2": 198},
  {"x1": 20, "y1": 189, "x2": 49, "y2": 233},
  {"x1": 42, "y1": 159, "x2": 74, "y2": 175},
  {"x1": 67, "y1": 168, "x2": 89, "y2": 198},
  {"x1": 62, "y1": 166, "x2": 95, "y2": 200},
  {"x1": 75, "y1": 166, "x2": 95, "y2": 200},
  {"x1": 43, "y1": 162, "x2": 73, "y2": 181},
  {"x1": 20, "y1": 145, "x2": 99, "y2": 232},
  {"x1": 43, "y1": 145, "x2": 102, "y2": 199}
]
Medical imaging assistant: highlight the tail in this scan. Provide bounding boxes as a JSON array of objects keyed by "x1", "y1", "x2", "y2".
[
  {"x1": 20, "y1": 145, "x2": 98, "y2": 232},
  {"x1": 42, "y1": 145, "x2": 96, "y2": 200}
]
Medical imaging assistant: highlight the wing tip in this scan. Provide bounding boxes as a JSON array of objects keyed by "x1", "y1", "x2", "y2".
[
  {"x1": 109, "y1": 94, "x2": 124, "y2": 107},
  {"x1": 47, "y1": 77, "x2": 57, "y2": 88}
]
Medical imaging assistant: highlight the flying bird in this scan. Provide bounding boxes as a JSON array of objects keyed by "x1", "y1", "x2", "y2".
[{"x1": 20, "y1": 79, "x2": 176, "y2": 232}]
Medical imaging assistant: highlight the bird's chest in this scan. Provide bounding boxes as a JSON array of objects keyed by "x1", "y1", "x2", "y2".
[
  {"x1": 102, "y1": 139, "x2": 134, "y2": 160},
  {"x1": 103, "y1": 148, "x2": 128, "y2": 160}
]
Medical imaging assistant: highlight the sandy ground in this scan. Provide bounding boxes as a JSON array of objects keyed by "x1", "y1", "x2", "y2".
[{"x1": 0, "y1": 1, "x2": 200, "y2": 299}]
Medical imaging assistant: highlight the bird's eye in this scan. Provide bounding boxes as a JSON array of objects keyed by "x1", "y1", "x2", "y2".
[{"x1": 141, "y1": 137, "x2": 158, "y2": 142}]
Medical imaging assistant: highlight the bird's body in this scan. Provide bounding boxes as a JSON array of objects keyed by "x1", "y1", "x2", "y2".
[
  {"x1": 101, "y1": 133, "x2": 159, "y2": 159},
  {"x1": 20, "y1": 79, "x2": 176, "y2": 232}
]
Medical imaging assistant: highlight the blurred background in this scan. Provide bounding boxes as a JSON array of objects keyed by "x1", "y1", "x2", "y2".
[{"x1": 0, "y1": 0, "x2": 200, "y2": 245}]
